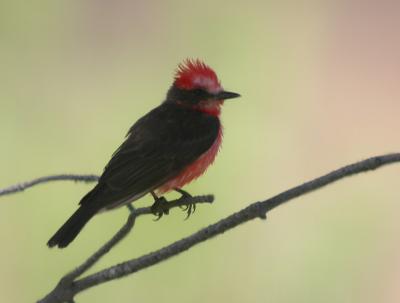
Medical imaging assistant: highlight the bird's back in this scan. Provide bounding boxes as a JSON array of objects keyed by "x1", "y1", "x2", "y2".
[{"x1": 81, "y1": 102, "x2": 221, "y2": 210}]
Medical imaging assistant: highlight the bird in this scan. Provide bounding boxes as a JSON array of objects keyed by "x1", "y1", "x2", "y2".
[{"x1": 47, "y1": 59, "x2": 240, "y2": 248}]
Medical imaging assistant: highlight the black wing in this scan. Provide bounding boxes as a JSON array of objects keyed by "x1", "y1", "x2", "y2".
[{"x1": 80, "y1": 102, "x2": 220, "y2": 210}]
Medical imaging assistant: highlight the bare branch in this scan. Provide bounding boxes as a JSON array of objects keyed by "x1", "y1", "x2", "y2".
[
  {"x1": 67, "y1": 154, "x2": 400, "y2": 296},
  {"x1": 61, "y1": 194, "x2": 214, "y2": 284},
  {"x1": 37, "y1": 194, "x2": 214, "y2": 303},
  {"x1": 0, "y1": 174, "x2": 99, "y2": 196},
  {"x1": 13, "y1": 154, "x2": 400, "y2": 303}
]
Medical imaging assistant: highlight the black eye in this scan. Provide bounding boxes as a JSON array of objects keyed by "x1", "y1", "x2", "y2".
[
  {"x1": 191, "y1": 89, "x2": 210, "y2": 100},
  {"x1": 166, "y1": 86, "x2": 213, "y2": 104}
]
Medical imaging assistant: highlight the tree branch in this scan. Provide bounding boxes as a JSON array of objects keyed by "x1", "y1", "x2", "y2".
[
  {"x1": 37, "y1": 194, "x2": 214, "y2": 303},
  {"x1": 60, "y1": 194, "x2": 214, "y2": 285},
  {"x1": 2, "y1": 154, "x2": 398, "y2": 303},
  {"x1": 0, "y1": 174, "x2": 99, "y2": 196}
]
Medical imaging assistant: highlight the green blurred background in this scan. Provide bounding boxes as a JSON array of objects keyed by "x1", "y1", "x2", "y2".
[{"x1": 1, "y1": 1, "x2": 400, "y2": 302}]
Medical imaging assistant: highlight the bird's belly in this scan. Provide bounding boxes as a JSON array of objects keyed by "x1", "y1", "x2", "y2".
[{"x1": 157, "y1": 128, "x2": 222, "y2": 194}]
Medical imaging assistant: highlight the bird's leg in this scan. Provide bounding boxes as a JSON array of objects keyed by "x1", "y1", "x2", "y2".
[
  {"x1": 174, "y1": 188, "x2": 196, "y2": 219},
  {"x1": 150, "y1": 191, "x2": 170, "y2": 220}
]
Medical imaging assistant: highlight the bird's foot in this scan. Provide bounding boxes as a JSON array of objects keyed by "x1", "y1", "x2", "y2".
[
  {"x1": 174, "y1": 188, "x2": 196, "y2": 219},
  {"x1": 150, "y1": 195, "x2": 170, "y2": 220}
]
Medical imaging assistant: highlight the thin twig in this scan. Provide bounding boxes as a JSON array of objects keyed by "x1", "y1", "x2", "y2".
[
  {"x1": 34, "y1": 153, "x2": 400, "y2": 302},
  {"x1": 0, "y1": 174, "x2": 99, "y2": 196}
]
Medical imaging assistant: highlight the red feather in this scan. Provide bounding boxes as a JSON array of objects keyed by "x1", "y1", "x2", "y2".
[
  {"x1": 157, "y1": 127, "x2": 223, "y2": 193},
  {"x1": 174, "y1": 59, "x2": 222, "y2": 93}
]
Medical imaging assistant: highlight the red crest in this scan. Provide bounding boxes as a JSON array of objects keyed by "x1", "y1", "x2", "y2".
[{"x1": 174, "y1": 59, "x2": 222, "y2": 93}]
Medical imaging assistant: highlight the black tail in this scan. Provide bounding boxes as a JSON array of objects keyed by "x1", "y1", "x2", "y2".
[{"x1": 47, "y1": 205, "x2": 97, "y2": 248}]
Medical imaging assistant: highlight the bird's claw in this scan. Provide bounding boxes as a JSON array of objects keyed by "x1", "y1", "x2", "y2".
[
  {"x1": 150, "y1": 196, "x2": 170, "y2": 221},
  {"x1": 183, "y1": 202, "x2": 196, "y2": 220},
  {"x1": 174, "y1": 188, "x2": 196, "y2": 219},
  {"x1": 150, "y1": 189, "x2": 197, "y2": 220}
]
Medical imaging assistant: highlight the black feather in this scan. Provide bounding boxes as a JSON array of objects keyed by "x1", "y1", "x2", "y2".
[
  {"x1": 47, "y1": 205, "x2": 97, "y2": 248},
  {"x1": 48, "y1": 102, "x2": 220, "y2": 248}
]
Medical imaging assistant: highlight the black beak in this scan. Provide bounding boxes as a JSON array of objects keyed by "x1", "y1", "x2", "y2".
[{"x1": 216, "y1": 91, "x2": 241, "y2": 100}]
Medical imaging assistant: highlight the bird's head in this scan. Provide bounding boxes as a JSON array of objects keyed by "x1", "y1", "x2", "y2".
[{"x1": 166, "y1": 59, "x2": 240, "y2": 116}]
